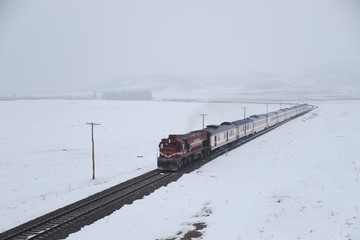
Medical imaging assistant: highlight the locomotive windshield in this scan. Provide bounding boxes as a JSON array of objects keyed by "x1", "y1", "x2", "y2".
[
  {"x1": 160, "y1": 142, "x2": 179, "y2": 149},
  {"x1": 164, "y1": 142, "x2": 177, "y2": 147}
]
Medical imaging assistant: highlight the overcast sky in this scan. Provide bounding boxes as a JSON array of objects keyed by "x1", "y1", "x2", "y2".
[{"x1": 0, "y1": 0, "x2": 359, "y2": 95}]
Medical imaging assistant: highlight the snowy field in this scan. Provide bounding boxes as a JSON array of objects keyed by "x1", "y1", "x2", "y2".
[
  {"x1": 1, "y1": 100, "x2": 360, "y2": 240},
  {"x1": 0, "y1": 100, "x2": 273, "y2": 232}
]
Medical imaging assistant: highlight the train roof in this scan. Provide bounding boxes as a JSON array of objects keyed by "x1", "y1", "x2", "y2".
[
  {"x1": 232, "y1": 118, "x2": 252, "y2": 126},
  {"x1": 204, "y1": 122, "x2": 236, "y2": 134},
  {"x1": 248, "y1": 114, "x2": 266, "y2": 121},
  {"x1": 167, "y1": 130, "x2": 208, "y2": 139},
  {"x1": 265, "y1": 111, "x2": 277, "y2": 117}
]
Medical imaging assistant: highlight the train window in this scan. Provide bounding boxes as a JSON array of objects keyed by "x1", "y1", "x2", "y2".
[
  {"x1": 164, "y1": 142, "x2": 177, "y2": 148},
  {"x1": 160, "y1": 144, "x2": 163, "y2": 149}
]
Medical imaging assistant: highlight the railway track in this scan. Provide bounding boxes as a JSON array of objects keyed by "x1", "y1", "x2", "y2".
[
  {"x1": 0, "y1": 106, "x2": 315, "y2": 240},
  {"x1": 0, "y1": 170, "x2": 179, "y2": 240}
]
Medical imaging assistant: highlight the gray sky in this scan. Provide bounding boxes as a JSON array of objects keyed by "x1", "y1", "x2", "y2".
[{"x1": 1, "y1": 0, "x2": 359, "y2": 95}]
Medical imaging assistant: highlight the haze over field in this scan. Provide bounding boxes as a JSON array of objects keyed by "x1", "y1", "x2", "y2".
[{"x1": 1, "y1": 0, "x2": 359, "y2": 98}]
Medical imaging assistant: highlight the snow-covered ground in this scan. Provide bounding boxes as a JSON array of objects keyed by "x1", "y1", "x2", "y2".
[
  {"x1": 1, "y1": 100, "x2": 360, "y2": 240},
  {"x1": 0, "y1": 100, "x2": 273, "y2": 232}
]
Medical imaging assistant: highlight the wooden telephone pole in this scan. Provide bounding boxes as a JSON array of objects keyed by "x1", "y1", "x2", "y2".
[
  {"x1": 86, "y1": 122, "x2": 100, "y2": 180},
  {"x1": 242, "y1": 107, "x2": 248, "y2": 119},
  {"x1": 199, "y1": 113, "x2": 208, "y2": 129}
]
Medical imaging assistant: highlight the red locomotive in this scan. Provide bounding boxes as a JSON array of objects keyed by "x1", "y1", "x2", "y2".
[{"x1": 157, "y1": 130, "x2": 210, "y2": 171}]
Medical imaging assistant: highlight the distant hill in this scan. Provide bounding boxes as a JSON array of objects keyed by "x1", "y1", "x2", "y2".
[{"x1": 93, "y1": 67, "x2": 360, "y2": 101}]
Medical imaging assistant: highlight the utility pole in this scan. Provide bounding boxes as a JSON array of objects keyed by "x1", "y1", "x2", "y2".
[
  {"x1": 86, "y1": 122, "x2": 100, "y2": 180},
  {"x1": 242, "y1": 107, "x2": 247, "y2": 119},
  {"x1": 266, "y1": 104, "x2": 269, "y2": 114},
  {"x1": 279, "y1": 101, "x2": 283, "y2": 109},
  {"x1": 199, "y1": 114, "x2": 208, "y2": 129}
]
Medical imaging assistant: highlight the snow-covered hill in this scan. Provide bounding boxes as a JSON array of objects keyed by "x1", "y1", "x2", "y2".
[{"x1": 93, "y1": 67, "x2": 360, "y2": 101}]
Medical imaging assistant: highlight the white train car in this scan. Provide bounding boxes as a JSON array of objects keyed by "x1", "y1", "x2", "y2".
[
  {"x1": 265, "y1": 112, "x2": 278, "y2": 128},
  {"x1": 275, "y1": 109, "x2": 286, "y2": 123},
  {"x1": 232, "y1": 118, "x2": 253, "y2": 139},
  {"x1": 248, "y1": 115, "x2": 267, "y2": 134},
  {"x1": 205, "y1": 122, "x2": 237, "y2": 151}
]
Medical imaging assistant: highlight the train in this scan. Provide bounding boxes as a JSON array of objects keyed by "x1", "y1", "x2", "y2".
[{"x1": 157, "y1": 104, "x2": 311, "y2": 171}]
